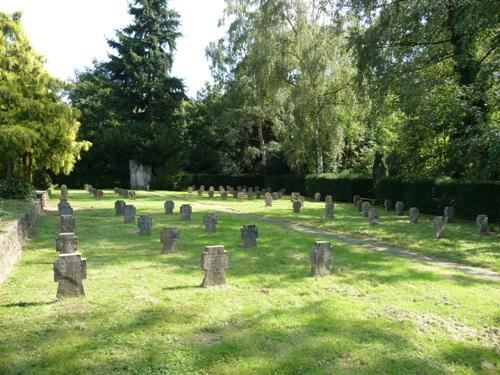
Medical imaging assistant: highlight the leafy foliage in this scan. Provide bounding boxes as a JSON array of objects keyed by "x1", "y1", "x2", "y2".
[{"x1": 0, "y1": 177, "x2": 35, "y2": 200}]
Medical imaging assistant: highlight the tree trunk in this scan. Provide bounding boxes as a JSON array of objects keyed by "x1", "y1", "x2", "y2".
[
  {"x1": 314, "y1": 115, "x2": 323, "y2": 174},
  {"x1": 257, "y1": 120, "x2": 266, "y2": 165},
  {"x1": 27, "y1": 154, "x2": 33, "y2": 184}
]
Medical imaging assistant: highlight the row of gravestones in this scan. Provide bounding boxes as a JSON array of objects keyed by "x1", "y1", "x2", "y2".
[
  {"x1": 83, "y1": 184, "x2": 104, "y2": 200},
  {"x1": 114, "y1": 187, "x2": 136, "y2": 200},
  {"x1": 188, "y1": 185, "x2": 286, "y2": 202},
  {"x1": 351, "y1": 195, "x2": 489, "y2": 238},
  {"x1": 54, "y1": 185, "x2": 87, "y2": 299},
  {"x1": 115, "y1": 198, "x2": 334, "y2": 286}
]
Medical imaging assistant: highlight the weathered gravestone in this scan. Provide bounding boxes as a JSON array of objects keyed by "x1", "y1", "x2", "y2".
[
  {"x1": 356, "y1": 200, "x2": 363, "y2": 212},
  {"x1": 310, "y1": 241, "x2": 331, "y2": 277},
  {"x1": 361, "y1": 202, "x2": 371, "y2": 217},
  {"x1": 241, "y1": 224, "x2": 258, "y2": 248},
  {"x1": 127, "y1": 190, "x2": 136, "y2": 200},
  {"x1": 256, "y1": 190, "x2": 261, "y2": 199},
  {"x1": 293, "y1": 201, "x2": 301, "y2": 213},
  {"x1": 201, "y1": 245, "x2": 228, "y2": 287},
  {"x1": 265, "y1": 193, "x2": 272, "y2": 207},
  {"x1": 160, "y1": 227, "x2": 180, "y2": 254},
  {"x1": 290, "y1": 192, "x2": 300, "y2": 202},
  {"x1": 124, "y1": 205, "x2": 136, "y2": 224},
  {"x1": 197, "y1": 188, "x2": 203, "y2": 196},
  {"x1": 384, "y1": 199, "x2": 393, "y2": 211},
  {"x1": 325, "y1": 202, "x2": 334, "y2": 219},
  {"x1": 298, "y1": 196, "x2": 305, "y2": 207},
  {"x1": 164, "y1": 200, "x2": 175, "y2": 215},
  {"x1": 94, "y1": 190, "x2": 104, "y2": 200},
  {"x1": 248, "y1": 187, "x2": 254, "y2": 193},
  {"x1": 221, "y1": 191, "x2": 228, "y2": 200},
  {"x1": 237, "y1": 186, "x2": 242, "y2": 192},
  {"x1": 444, "y1": 206, "x2": 455, "y2": 222},
  {"x1": 476, "y1": 215, "x2": 488, "y2": 235},
  {"x1": 219, "y1": 185, "x2": 225, "y2": 193},
  {"x1": 59, "y1": 215, "x2": 75, "y2": 233},
  {"x1": 60, "y1": 184, "x2": 68, "y2": 201},
  {"x1": 314, "y1": 192, "x2": 321, "y2": 202},
  {"x1": 58, "y1": 201, "x2": 73, "y2": 216},
  {"x1": 137, "y1": 215, "x2": 152, "y2": 235},
  {"x1": 272, "y1": 192, "x2": 279, "y2": 200},
  {"x1": 395, "y1": 201, "x2": 404, "y2": 216},
  {"x1": 368, "y1": 208, "x2": 379, "y2": 226},
  {"x1": 54, "y1": 253, "x2": 86, "y2": 299},
  {"x1": 325, "y1": 195, "x2": 333, "y2": 204},
  {"x1": 208, "y1": 187, "x2": 215, "y2": 198},
  {"x1": 409, "y1": 207, "x2": 419, "y2": 224},
  {"x1": 56, "y1": 232, "x2": 78, "y2": 254},
  {"x1": 115, "y1": 200, "x2": 126, "y2": 216},
  {"x1": 237, "y1": 192, "x2": 245, "y2": 202},
  {"x1": 203, "y1": 214, "x2": 217, "y2": 233},
  {"x1": 180, "y1": 204, "x2": 192, "y2": 221},
  {"x1": 432, "y1": 216, "x2": 446, "y2": 239},
  {"x1": 353, "y1": 195, "x2": 360, "y2": 207},
  {"x1": 247, "y1": 191, "x2": 255, "y2": 200},
  {"x1": 188, "y1": 186, "x2": 194, "y2": 194}
]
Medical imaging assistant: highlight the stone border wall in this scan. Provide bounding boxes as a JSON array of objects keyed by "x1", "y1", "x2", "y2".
[{"x1": 0, "y1": 193, "x2": 46, "y2": 285}]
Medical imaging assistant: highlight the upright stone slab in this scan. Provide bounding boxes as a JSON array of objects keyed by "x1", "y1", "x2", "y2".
[
  {"x1": 56, "y1": 233, "x2": 78, "y2": 254},
  {"x1": 127, "y1": 190, "x2": 136, "y2": 200},
  {"x1": 94, "y1": 190, "x2": 104, "y2": 200},
  {"x1": 188, "y1": 186, "x2": 194, "y2": 194},
  {"x1": 290, "y1": 192, "x2": 300, "y2": 202},
  {"x1": 203, "y1": 214, "x2": 217, "y2": 233},
  {"x1": 298, "y1": 196, "x2": 305, "y2": 207},
  {"x1": 201, "y1": 245, "x2": 228, "y2": 287},
  {"x1": 200, "y1": 185, "x2": 205, "y2": 192},
  {"x1": 432, "y1": 216, "x2": 446, "y2": 239},
  {"x1": 54, "y1": 253, "x2": 86, "y2": 299},
  {"x1": 272, "y1": 192, "x2": 279, "y2": 200},
  {"x1": 60, "y1": 184, "x2": 68, "y2": 201},
  {"x1": 384, "y1": 199, "x2": 393, "y2": 211},
  {"x1": 164, "y1": 200, "x2": 175, "y2": 215},
  {"x1": 444, "y1": 206, "x2": 454, "y2": 222},
  {"x1": 219, "y1": 185, "x2": 225, "y2": 193},
  {"x1": 237, "y1": 192, "x2": 245, "y2": 202},
  {"x1": 137, "y1": 215, "x2": 152, "y2": 235},
  {"x1": 241, "y1": 224, "x2": 258, "y2": 248},
  {"x1": 353, "y1": 195, "x2": 360, "y2": 207},
  {"x1": 314, "y1": 192, "x2": 321, "y2": 202},
  {"x1": 208, "y1": 187, "x2": 215, "y2": 198},
  {"x1": 197, "y1": 188, "x2": 203, "y2": 196},
  {"x1": 357, "y1": 200, "x2": 363, "y2": 212},
  {"x1": 409, "y1": 207, "x2": 419, "y2": 224},
  {"x1": 59, "y1": 215, "x2": 75, "y2": 233},
  {"x1": 361, "y1": 202, "x2": 371, "y2": 217},
  {"x1": 325, "y1": 202, "x2": 334, "y2": 219},
  {"x1": 247, "y1": 191, "x2": 255, "y2": 200},
  {"x1": 325, "y1": 195, "x2": 333, "y2": 204},
  {"x1": 368, "y1": 208, "x2": 379, "y2": 226},
  {"x1": 115, "y1": 200, "x2": 126, "y2": 216},
  {"x1": 310, "y1": 241, "x2": 331, "y2": 276},
  {"x1": 265, "y1": 193, "x2": 272, "y2": 207},
  {"x1": 124, "y1": 205, "x2": 136, "y2": 224},
  {"x1": 180, "y1": 204, "x2": 192, "y2": 221},
  {"x1": 476, "y1": 215, "x2": 488, "y2": 235},
  {"x1": 221, "y1": 191, "x2": 228, "y2": 200},
  {"x1": 232, "y1": 190, "x2": 238, "y2": 199},
  {"x1": 58, "y1": 201, "x2": 73, "y2": 216},
  {"x1": 395, "y1": 201, "x2": 404, "y2": 216},
  {"x1": 160, "y1": 227, "x2": 180, "y2": 254},
  {"x1": 293, "y1": 201, "x2": 301, "y2": 213}
]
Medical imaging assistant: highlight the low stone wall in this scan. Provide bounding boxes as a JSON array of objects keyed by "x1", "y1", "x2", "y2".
[{"x1": 0, "y1": 196, "x2": 45, "y2": 285}]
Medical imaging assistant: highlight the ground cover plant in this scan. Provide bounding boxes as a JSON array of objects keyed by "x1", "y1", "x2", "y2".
[{"x1": 0, "y1": 189, "x2": 498, "y2": 374}]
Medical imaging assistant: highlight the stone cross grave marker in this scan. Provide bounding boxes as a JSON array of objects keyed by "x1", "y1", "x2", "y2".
[
  {"x1": 310, "y1": 241, "x2": 331, "y2": 276},
  {"x1": 384, "y1": 199, "x2": 392, "y2": 211},
  {"x1": 432, "y1": 216, "x2": 446, "y2": 239},
  {"x1": 409, "y1": 207, "x2": 419, "y2": 224},
  {"x1": 241, "y1": 224, "x2": 258, "y2": 248},
  {"x1": 164, "y1": 200, "x2": 175, "y2": 215},
  {"x1": 265, "y1": 193, "x2": 272, "y2": 207},
  {"x1": 59, "y1": 215, "x2": 75, "y2": 233},
  {"x1": 115, "y1": 200, "x2": 126, "y2": 216},
  {"x1": 361, "y1": 202, "x2": 371, "y2": 217},
  {"x1": 353, "y1": 195, "x2": 360, "y2": 207},
  {"x1": 160, "y1": 227, "x2": 180, "y2": 254},
  {"x1": 201, "y1": 245, "x2": 228, "y2": 287},
  {"x1": 476, "y1": 215, "x2": 488, "y2": 235},
  {"x1": 60, "y1": 184, "x2": 68, "y2": 201},
  {"x1": 56, "y1": 232, "x2": 78, "y2": 254},
  {"x1": 188, "y1": 186, "x2": 193, "y2": 194},
  {"x1": 124, "y1": 205, "x2": 136, "y2": 224},
  {"x1": 137, "y1": 215, "x2": 152, "y2": 235},
  {"x1": 325, "y1": 195, "x2": 333, "y2": 204},
  {"x1": 54, "y1": 253, "x2": 86, "y2": 299},
  {"x1": 237, "y1": 192, "x2": 245, "y2": 202},
  {"x1": 368, "y1": 208, "x2": 379, "y2": 226},
  {"x1": 356, "y1": 200, "x2": 363, "y2": 212},
  {"x1": 180, "y1": 204, "x2": 192, "y2": 221},
  {"x1": 293, "y1": 200, "x2": 301, "y2": 213},
  {"x1": 203, "y1": 214, "x2": 217, "y2": 233},
  {"x1": 314, "y1": 192, "x2": 321, "y2": 202},
  {"x1": 395, "y1": 201, "x2": 404, "y2": 216},
  {"x1": 221, "y1": 191, "x2": 227, "y2": 200},
  {"x1": 208, "y1": 186, "x2": 215, "y2": 198},
  {"x1": 298, "y1": 195, "x2": 305, "y2": 207},
  {"x1": 58, "y1": 201, "x2": 73, "y2": 216},
  {"x1": 325, "y1": 202, "x2": 334, "y2": 219}
]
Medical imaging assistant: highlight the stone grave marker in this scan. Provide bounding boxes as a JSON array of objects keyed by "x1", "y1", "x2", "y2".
[
  {"x1": 356, "y1": 200, "x2": 363, "y2": 212},
  {"x1": 60, "y1": 184, "x2": 68, "y2": 201},
  {"x1": 160, "y1": 227, "x2": 180, "y2": 254},
  {"x1": 310, "y1": 241, "x2": 331, "y2": 277},
  {"x1": 409, "y1": 207, "x2": 419, "y2": 224},
  {"x1": 444, "y1": 206, "x2": 454, "y2": 222},
  {"x1": 361, "y1": 202, "x2": 371, "y2": 217},
  {"x1": 368, "y1": 208, "x2": 379, "y2": 226},
  {"x1": 265, "y1": 193, "x2": 272, "y2": 207},
  {"x1": 353, "y1": 195, "x2": 360, "y2": 207},
  {"x1": 58, "y1": 201, "x2": 73, "y2": 216},
  {"x1": 476, "y1": 215, "x2": 488, "y2": 235},
  {"x1": 384, "y1": 199, "x2": 392, "y2": 211},
  {"x1": 325, "y1": 195, "x2": 333, "y2": 204},
  {"x1": 56, "y1": 232, "x2": 78, "y2": 254},
  {"x1": 395, "y1": 201, "x2": 404, "y2": 216},
  {"x1": 164, "y1": 200, "x2": 175, "y2": 215},
  {"x1": 325, "y1": 202, "x2": 334, "y2": 219},
  {"x1": 54, "y1": 253, "x2": 86, "y2": 299},
  {"x1": 201, "y1": 245, "x2": 228, "y2": 287},
  {"x1": 432, "y1": 216, "x2": 446, "y2": 239},
  {"x1": 237, "y1": 192, "x2": 245, "y2": 202},
  {"x1": 221, "y1": 191, "x2": 228, "y2": 200},
  {"x1": 180, "y1": 204, "x2": 192, "y2": 221},
  {"x1": 314, "y1": 192, "x2": 321, "y2": 202},
  {"x1": 124, "y1": 205, "x2": 136, "y2": 224},
  {"x1": 298, "y1": 195, "x2": 305, "y2": 207},
  {"x1": 59, "y1": 215, "x2": 75, "y2": 233},
  {"x1": 203, "y1": 214, "x2": 217, "y2": 233},
  {"x1": 94, "y1": 190, "x2": 104, "y2": 200},
  {"x1": 241, "y1": 224, "x2": 258, "y2": 248},
  {"x1": 293, "y1": 200, "x2": 301, "y2": 213},
  {"x1": 115, "y1": 200, "x2": 126, "y2": 216},
  {"x1": 208, "y1": 186, "x2": 215, "y2": 198},
  {"x1": 137, "y1": 215, "x2": 152, "y2": 235},
  {"x1": 188, "y1": 186, "x2": 194, "y2": 194}
]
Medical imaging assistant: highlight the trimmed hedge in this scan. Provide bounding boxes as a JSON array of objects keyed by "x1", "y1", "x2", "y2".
[{"x1": 305, "y1": 174, "x2": 374, "y2": 202}]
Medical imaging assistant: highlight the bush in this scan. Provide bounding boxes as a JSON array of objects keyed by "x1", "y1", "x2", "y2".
[
  {"x1": 263, "y1": 175, "x2": 305, "y2": 193},
  {"x1": 305, "y1": 174, "x2": 374, "y2": 202},
  {"x1": 0, "y1": 177, "x2": 36, "y2": 200},
  {"x1": 32, "y1": 170, "x2": 53, "y2": 190}
]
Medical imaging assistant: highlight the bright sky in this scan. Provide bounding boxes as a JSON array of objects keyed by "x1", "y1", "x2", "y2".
[{"x1": 1, "y1": 0, "x2": 226, "y2": 97}]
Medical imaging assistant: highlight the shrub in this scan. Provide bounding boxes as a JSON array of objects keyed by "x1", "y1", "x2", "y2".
[
  {"x1": 305, "y1": 174, "x2": 374, "y2": 202},
  {"x1": 0, "y1": 177, "x2": 36, "y2": 200},
  {"x1": 32, "y1": 170, "x2": 53, "y2": 190}
]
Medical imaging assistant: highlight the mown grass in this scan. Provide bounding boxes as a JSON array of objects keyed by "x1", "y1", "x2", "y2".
[
  {"x1": 182, "y1": 192, "x2": 500, "y2": 273},
  {"x1": 0, "y1": 199, "x2": 31, "y2": 231},
  {"x1": 0, "y1": 189, "x2": 498, "y2": 374}
]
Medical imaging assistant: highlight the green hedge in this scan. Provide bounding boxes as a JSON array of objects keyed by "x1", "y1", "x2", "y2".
[{"x1": 305, "y1": 174, "x2": 374, "y2": 202}]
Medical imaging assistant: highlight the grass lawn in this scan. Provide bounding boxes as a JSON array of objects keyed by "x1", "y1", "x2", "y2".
[
  {"x1": 0, "y1": 199, "x2": 31, "y2": 231},
  {"x1": 0, "y1": 189, "x2": 498, "y2": 374}
]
